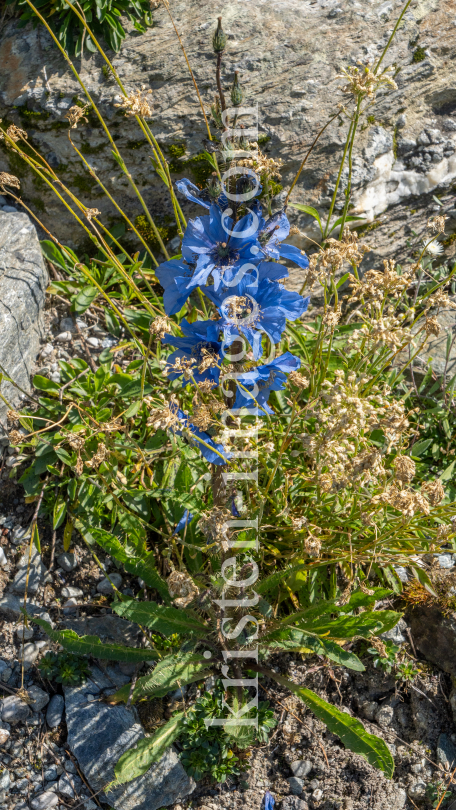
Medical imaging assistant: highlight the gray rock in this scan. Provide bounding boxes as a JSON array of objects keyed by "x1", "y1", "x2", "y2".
[
  {"x1": 64, "y1": 666, "x2": 195, "y2": 810},
  {"x1": 360, "y1": 700, "x2": 378, "y2": 721},
  {"x1": 96, "y1": 573, "x2": 123, "y2": 595},
  {"x1": 0, "y1": 770, "x2": 10, "y2": 791},
  {"x1": 437, "y1": 733, "x2": 456, "y2": 770},
  {"x1": 27, "y1": 686, "x2": 49, "y2": 713},
  {"x1": 61, "y1": 586, "x2": 83, "y2": 599},
  {"x1": 0, "y1": 595, "x2": 53, "y2": 626},
  {"x1": 290, "y1": 760, "x2": 312, "y2": 779},
  {"x1": 11, "y1": 547, "x2": 46, "y2": 594},
  {"x1": 58, "y1": 774, "x2": 81, "y2": 799},
  {"x1": 287, "y1": 777, "x2": 304, "y2": 795},
  {"x1": 46, "y1": 695, "x2": 64, "y2": 729},
  {"x1": 19, "y1": 640, "x2": 49, "y2": 669},
  {"x1": 375, "y1": 705, "x2": 394, "y2": 728},
  {"x1": 30, "y1": 791, "x2": 59, "y2": 810},
  {"x1": 63, "y1": 760, "x2": 77, "y2": 775},
  {"x1": 56, "y1": 553, "x2": 76, "y2": 572},
  {"x1": 43, "y1": 768, "x2": 58, "y2": 783},
  {"x1": 280, "y1": 798, "x2": 309, "y2": 810},
  {"x1": 381, "y1": 618, "x2": 407, "y2": 645},
  {"x1": 0, "y1": 213, "x2": 47, "y2": 436},
  {"x1": 435, "y1": 553, "x2": 455, "y2": 569},
  {"x1": 408, "y1": 781, "x2": 426, "y2": 800},
  {"x1": 0, "y1": 696, "x2": 30, "y2": 725},
  {"x1": 16, "y1": 625, "x2": 34, "y2": 642},
  {"x1": 363, "y1": 126, "x2": 393, "y2": 164}
]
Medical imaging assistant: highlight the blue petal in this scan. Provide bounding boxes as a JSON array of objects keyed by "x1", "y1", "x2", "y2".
[
  {"x1": 175, "y1": 178, "x2": 211, "y2": 210},
  {"x1": 174, "y1": 509, "x2": 194, "y2": 534},
  {"x1": 278, "y1": 243, "x2": 310, "y2": 269}
]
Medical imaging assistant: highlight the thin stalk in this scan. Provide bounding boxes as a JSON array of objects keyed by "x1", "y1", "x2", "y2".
[
  {"x1": 323, "y1": 115, "x2": 355, "y2": 239},
  {"x1": 373, "y1": 0, "x2": 413, "y2": 75},
  {"x1": 337, "y1": 95, "x2": 362, "y2": 239},
  {"x1": 21, "y1": 0, "x2": 170, "y2": 259}
]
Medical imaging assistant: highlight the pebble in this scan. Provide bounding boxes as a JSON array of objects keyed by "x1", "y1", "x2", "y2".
[
  {"x1": 56, "y1": 553, "x2": 76, "y2": 572},
  {"x1": 0, "y1": 730, "x2": 10, "y2": 745},
  {"x1": 40, "y1": 344, "x2": 54, "y2": 358},
  {"x1": 61, "y1": 586, "x2": 83, "y2": 599},
  {"x1": 0, "y1": 549, "x2": 6, "y2": 568},
  {"x1": 0, "y1": 696, "x2": 30, "y2": 725},
  {"x1": 46, "y1": 695, "x2": 64, "y2": 729},
  {"x1": 30, "y1": 791, "x2": 60, "y2": 810},
  {"x1": 375, "y1": 705, "x2": 394, "y2": 729},
  {"x1": 288, "y1": 777, "x2": 304, "y2": 795},
  {"x1": 0, "y1": 668, "x2": 12, "y2": 683},
  {"x1": 312, "y1": 789, "x2": 323, "y2": 801},
  {"x1": 11, "y1": 547, "x2": 46, "y2": 594},
  {"x1": 55, "y1": 332, "x2": 72, "y2": 343},
  {"x1": 16, "y1": 626, "x2": 34, "y2": 642},
  {"x1": 96, "y1": 573, "x2": 123, "y2": 594},
  {"x1": 408, "y1": 781, "x2": 426, "y2": 799},
  {"x1": 0, "y1": 770, "x2": 10, "y2": 791},
  {"x1": 436, "y1": 553, "x2": 455, "y2": 569},
  {"x1": 50, "y1": 372, "x2": 60, "y2": 383},
  {"x1": 437, "y1": 733, "x2": 456, "y2": 770},
  {"x1": 27, "y1": 686, "x2": 49, "y2": 713},
  {"x1": 19, "y1": 640, "x2": 49, "y2": 669},
  {"x1": 64, "y1": 761, "x2": 77, "y2": 775},
  {"x1": 86, "y1": 337, "x2": 100, "y2": 349},
  {"x1": 58, "y1": 774, "x2": 74, "y2": 799},
  {"x1": 290, "y1": 760, "x2": 312, "y2": 778},
  {"x1": 43, "y1": 767, "x2": 58, "y2": 782},
  {"x1": 60, "y1": 318, "x2": 87, "y2": 333}
]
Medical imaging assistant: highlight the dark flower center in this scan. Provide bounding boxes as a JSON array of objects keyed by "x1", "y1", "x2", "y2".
[{"x1": 191, "y1": 340, "x2": 220, "y2": 362}]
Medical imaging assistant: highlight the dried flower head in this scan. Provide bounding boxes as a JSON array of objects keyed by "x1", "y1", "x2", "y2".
[
  {"x1": 304, "y1": 533, "x2": 322, "y2": 557},
  {"x1": 288, "y1": 371, "x2": 309, "y2": 389},
  {"x1": 424, "y1": 316, "x2": 440, "y2": 337},
  {"x1": 150, "y1": 316, "x2": 171, "y2": 340},
  {"x1": 6, "y1": 125, "x2": 27, "y2": 143},
  {"x1": 421, "y1": 479, "x2": 445, "y2": 506},
  {"x1": 198, "y1": 506, "x2": 232, "y2": 551},
  {"x1": 7, "y1": 410, "x2": 20, "y2": 421},
  {"x1": 167, "y1": 571, "x2": 199, "y2": 608},
  {"x1": 68, "y1": 435, "x2": 85, "y2": 451},
  {"x1": 323, "y1": 306, "x2": 341, "y2": 330},
  {"x1": 147, "y1": 399, "x2": 181, "y2": 431},
  {"x1": 0, "y1": 172, "x2": 20, "y2": 190},
  {"x1": 191, "y1": 401, "x2": 213, "y2": 431},
  {"x1": 393, "y1": 455, "x2": 416, "y2": 483},
  {"x1": 237, "y1": 149, "x2": 283, "y2": 180},
  {"x1": 85, "y1": 443, "x2": 108, "y2": 469},
  {"x1": 75, "y1": 455, "x2": 84, "y2": 476},
  {"x1": 65, "y1": 105, "x2": 90, "y2": 129},
  {"x1": 427, "y1": 215, "x2": 447, "y2": 233},
  {"x1": 8, "y1": 430, "x2": 22, "y2": 445},
  {"x1": 115, "y1": 87, "x2": 152, "y2": 117},
  {"x1": 319, "y1": 473, "x2": 333, "y2": 493},
  {"x1": 337, "y1": 64, "x2": 397, "y2": 99},
  {"x1": 85, "y1": 208, "x2": 101, "y2": 221},
  {"x1": 306, "y1": 229, "x2": 368, "y2": 287}
]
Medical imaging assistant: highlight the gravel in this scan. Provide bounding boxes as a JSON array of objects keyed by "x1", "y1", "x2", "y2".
[
  {"x1": 57, "y1": 552, "x2": 76, "y2": 572},
  {"x1": 46, "y1": 695, "x2": 64, "y2": 729}
]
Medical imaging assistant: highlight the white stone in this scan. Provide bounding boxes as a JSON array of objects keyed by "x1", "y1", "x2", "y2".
[
  {"x1": 16, "y1": 625, "x2": 34, "y2": 641},
  {"x1": 55, "y1": 332, "x2": 72, "y2": 343},
  {"x1": 0, "y1": 548, "x2": 6, "y2": 567}
]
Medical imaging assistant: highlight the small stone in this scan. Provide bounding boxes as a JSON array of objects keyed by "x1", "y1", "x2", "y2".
[
  {"x1": 435, "y1": 553, "x2": 455, "y2": 569},
  {"x1": 0, "y1": 549, "x2": 6, "y2": 567},
  {"x1": 61, "y1": 586, "x2": 83, "y2": 599},
  {"x1": 0, "y1": 696, "x2": 30, "y2": 725},
  {"x1": 0, "y1": 770, "x2": 10, "y2": 791},
  {"x1": 12, "y1": 547, "x2": 46, "y2": 594},
  {"x1": 96, "y1": 573, "x2": 122, "y2": 595},
  {"x1": 417, "y1": 131, "x2": 431, "y2": 146},
  {"x1": 290, "y1": 760, "x2": 312, "y2": 779},
  {"x1": 86, "y1": 337, "x2": 100, "y2": 349},
  {"x1": 360, "y1": 700, "x2": 378, "y2": 721},
  {"x1": 0, "y1": 729, "x2": 10, "y2": 745},
  {"x1": 0, "y1": 668, "x2": 12, "y2": 683},
  {"x1": 375, "y1": 705, "x2": 394, "y2": 729},
  {"x1": 281, "y1": 799, "x2": 309, "y2": 810},
  {"x1": 30, "y1": 791, "x2": 60, "y2": 810},
  {"x1": 40, "y1": 344, "x2": 54, "y2": 358},
  {"x1": 55, "y1": 332, "x2": 72, "y2": 343},
  {"x1": 46, "y1": 695, "x2": 64, "y2": 729},
  {"x1": 27, "y1": 686, "x2": 49, "y2": 713},
  {"x1": 288, "y1": 777, "x2": 304, "y2": 795},
  {"x1": 19, "y1": 640, "x2": 49, "y2": 669},
  {"x1": 16, "y1": 626, "x2": 33, "y2": 642},
  {"x1": 381, "y1": 618, "x2": 407, "y2": 645},
  {"x1": 43, "y1": 767, "x2": 58, "y2": 783},
  {"x1": 59, "y1": 318, "x2": 87, "y2": 333},
  {"x1": 58, "y1": 774, "x2": 74, "y2": 799},
  {"x1": 10, "y1": 525, "x2": 31, "y2": 546},
  {"x1": 312, "y1": 790, "x2": 323, "y2": 801},
  {"x1": 63, "y1": 761, "x2": 77, "y2": 775},
  {"x1": 0, "y1": 596, "x2": 53, "y2": 627},
  {"x1": 408, "y1": 781, "x2": 426, "y2": 800},
  {"x1": 437, "y1": 733, "x2": 456, "y2": 770},
  {"x1": 56, "y1": 553, "x2": 76, "y2": 572}
]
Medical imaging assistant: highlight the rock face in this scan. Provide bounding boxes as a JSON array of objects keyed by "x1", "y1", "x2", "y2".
[
  {"x1": 407, "y1": 605, "x2": 456, "y2": 676},
  {"x1": 0, "y1": 212, "x2": 47, "y2": 439},
  {"x1": 0, "y1": 0, "x2": 455, "y2": 253},
  {"x1": 64, "y1": 666, "x2": 195, "y2": 810}
]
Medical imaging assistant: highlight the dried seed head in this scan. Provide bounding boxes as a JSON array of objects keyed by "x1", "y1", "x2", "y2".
[
  {"x1": 424, "y1": 316, "x2": 440, "y2": 337},
  {"x1": 8, "y1": 430, "x2": 22, "y2": 445},
  {"x1": 115, "y1": 88, "x2": 152, "y2": 117},
  {"x1": 421, "y1": 479, "x2": 445, "y2": 506},
  {"x1": 0, "y1": 172, "x2": 20, "y2": 190},
  {"x1": 288, "y1": 371, "x2": 309, "y2": 389},
  {"x1": 86, "y1": 443, "x2": 108, "y2": 469},
  {"x1": 85, "y1": 208, "x2": 101, "y2": 221},
  {"x1": 393, "y1": 455, "x2": 416, "y2": 483},
  {"x1": 7, "y1": 410, "x2": 20, "y2": 421},
  {"x1": 167, "y1": 571, "x2": 199, "y2": 608},
  {"x1": 6, "y1": 125, "x2": 27, "y2": 143},
  {"x1": 65, "y1": 105, "x2": 90, "y2": 129},
  {"x1": 198, "y1": 506, "x2": 232, "y2": 551},
  {"x1": 149, "y1": 316, "x2": 171, "y2": 340},
  {"x1": 427, "y1": 215, "x2": 447, "y2": 233}
]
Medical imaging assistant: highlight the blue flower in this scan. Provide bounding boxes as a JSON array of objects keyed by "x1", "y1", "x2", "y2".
[
  {"x1": 232, "y1": 352, "x2": 301, "y2": 414},
  {"x1": 206, "y1": 276, "x2": 309, "y2": 359},
  {"x1": 155, "y1": 255, "x2": 197, "y2": 316},
  {"x1": 163, "y1": 319, "x2": 222, "y2": 387},
  {"x1": 262, "y1": 791, "x2": 275, "y2": 810},
  {"x1": 172, "y1": 406, "x2": 230, "y2": 466},
  {"x1": 174, "y1": 509, "x2": 194, "y2": 534},
  {"x1": 182, "y1": 204, "x2": 261, "y2": 292},
  {"x1": 176, "y1": 178, "x2": 211, "y2": 210},
  {"x1": 258, "y1": 208, "x2": 310, "y2": 270}
]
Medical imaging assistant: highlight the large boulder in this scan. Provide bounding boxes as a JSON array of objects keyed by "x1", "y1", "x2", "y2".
[
  {"x1": 0, "y1": 211, "x2": 47, "y2": 440},
  {"x1": 0, "y1": 0, "x2": 455, "y2": 259}
]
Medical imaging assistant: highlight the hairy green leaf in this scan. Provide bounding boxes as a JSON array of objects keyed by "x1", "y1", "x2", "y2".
[
  {"x1": 112, "y1": 597, "x2": 208, "y2": 637},
  {"x1": 29, "y1": 616, "x2": 159, "y2": 662},
  {"x1": 114, "y1": 712, "x2": 185, "y2": 783},
  {"x1": 111, "y1": 653, "x2": 211, "y2": 703},
  {"x1": 267, "y1": 671, "x2": 394, "y2": 777}
]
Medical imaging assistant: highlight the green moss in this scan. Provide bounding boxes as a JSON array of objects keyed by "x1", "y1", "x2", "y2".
[
  {"x1": 392, "y1": 125, "x2": 398, "y2": 160},
  {"x1": 80, "y1": 142, "x2": 106, "y2": 155},
  {"x1": 412, "y1": 46, "x2": 426, "y2": 63},
  {"x1": 168, "y1": 143, "x2": 186, "y2": 159},
  {"x1": 367, "y1": 115, "x2": 375, "y2": 125},
  {"x1": 50, "y1": 120, "x2": 70, "y2": 131},
  {"x1": 70, "y1": 174, "x2": 98, "y2": 194},
  {"x1": 126, "y1": 139, "x2": 148, "y2": 150},
  {"x1": 31, "y1": 197, "x2": 46, "y2": 213},
  {"x1": 187, "y1": 154, "x2": 214, "y2": 187},
  {"x1": 134, "y1": 214, "x2": 177, "y2": 250},
  {"x1": 16, "y1": 107, "x2": 50, "y2": 122},
  {"x1": 258, "y1": 134, "x2": 271, "y2": 145},
  {"x1": 442, "y1": 233, "x2": 456, "y2": 248}
]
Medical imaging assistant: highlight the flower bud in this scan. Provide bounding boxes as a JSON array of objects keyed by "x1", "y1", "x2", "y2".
[
  {"x1": 212, "y1": 16, "x2": 226, "y2": 54},
  {"x1": 230, "y1": 71, "x2": 244, "y2": 107}
]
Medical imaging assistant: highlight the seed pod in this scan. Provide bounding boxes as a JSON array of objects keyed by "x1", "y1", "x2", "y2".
[
  {"x1": 212, "y1": 16, "x2": 226, "y2": 54},
  {"x1": 230, "y1": 71, "x2": 244, "y2": 107}
]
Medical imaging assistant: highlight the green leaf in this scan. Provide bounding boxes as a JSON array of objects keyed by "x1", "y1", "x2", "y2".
[
  {"x1": 72, "y1": 286, "x2": 98, "y2": 314},
  {"x1": 76, "y1": 522, "x2": 171, "y2": 603},
  {"x1": 53, "y1": 498, "x2": 67, "y2": 530},
  {"x1": 317, "y1": 638, "x2": 365, "y2": 671},
  {"x1": 33, "y1": 375, "x2": 60, "y2": 394},
  {"x1": 111, "y1": 653, "x2": 211, "y2": 704},
  {"x1": 114, "y1": 712, "x2": 185, "y2": 784},
  {"x1": 267, "y1": 671, "x2": 394, "y2": 777},
  {"x1": 440, "y1": 460, "x2": 456, "y2": 482},
  {"x1": 28, "y1": 616, "x2": 159, "y2": 662},
  {"x1": 296, "y1": 610, "x2": 398, "y2": 640},
  {"x1": 411, "y1": 565, "x2": 437, "y2": 597},
  {"x1": 410, "y1": 438, "x2": 432, "y2": 457},
  {"x1": 112, "y1": 597, "x2": 208, "y2": 637},
  {"x1": 288, "y1": 203, "x2": 322, "y2": 231}
]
